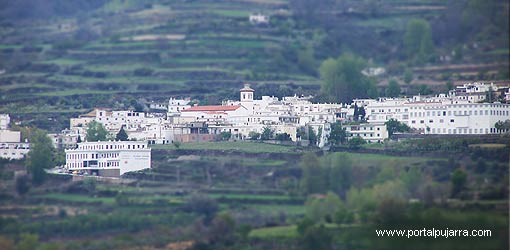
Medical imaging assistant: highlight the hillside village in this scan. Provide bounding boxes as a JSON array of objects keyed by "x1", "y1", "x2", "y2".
[
  {"x1": 0, "y1": 1, "x2": 509, "y2": 249},
  {"x1": 3, "y1": 82, "x2": 510, "y2": 164}
]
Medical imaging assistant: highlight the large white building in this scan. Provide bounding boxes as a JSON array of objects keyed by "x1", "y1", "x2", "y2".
[
  {"x1": 0, "y1": 115, "x2": 30, "y2": 160},
  {"x1": 65, "y1": 141, "x2": 151, "y2": 177}
]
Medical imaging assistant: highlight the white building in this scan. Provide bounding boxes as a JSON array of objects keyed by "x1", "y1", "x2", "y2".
[
  {"x1": 0, "y1": 114, "x2": 10, "y2": 130},
  {"x1": 249, "y1": 13, "x2": 270, "y2": 25},
  {"x1": 168, "y1": 98, "x2": 191, "y2": 116},
  {"x1": 362, "y1": 85, "x2": 510, "y2": 135},
  {"x1": 0, "y1": 130, "x2": 30, "y2": 160},
  {"x1": 343, "y1": 122, "x2": 388, "y2": 143},
  {"x1": 65, "y1": 141, "x2": 151, "y2": 177}
]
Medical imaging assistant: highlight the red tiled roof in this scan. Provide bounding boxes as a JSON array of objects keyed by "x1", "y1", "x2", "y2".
[{"x1": 181, "y1": 105, "x2": 241, "y2": 112}]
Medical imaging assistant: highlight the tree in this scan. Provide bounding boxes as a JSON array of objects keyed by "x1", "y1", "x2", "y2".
[
  {"x1": 348, "y1": 136, "x2": 366, "y2": 149},
  {"x1": 328, "y1": 153, "x2": 352, "y2": 196},
  {"x1": 26, "y1": 129, "x2": 54, "y2": 185},
  {"x1": 260, "y1": 126, "x2": 274, "y2": 140},
  {"x1": 495, "y1": 120, "x2": 510, "y2": 133},
  {"x1": 300, "y1": 152, "x2": 326, "y2": 194},
  {"x1": 220, "y1": 131, "x2": 231, "y2": 141},
  {"x1": 445, "y1": 81, "x2": 454, "y2": 91},
  {"x1": 404, "y1": 19, "x2": 435, "y2": 64},
  {"x1": 86, "y1": 121, "x2": 108, "y2": 142},
  {"x1": 451, "y1": 169, "x2": 467, "y2": 197},
  {"x1": 248, "y1": 131, "x2": 260, "y2": 140},
  {"x1": 305, "y1": 192, "x2": 343, "y2": 223},
  {"x1": 385, "y1": 79, "x2": 401, "y2": 97},
  {"x1": 328, "y1": 122, "x2": 346, "y2": 145},
  {"x1": 185, "y1": 194, "x2": 219, "y2": 224},
  {"x1": 403, "y1": 69, "x2": 413, "y2": 84},
  {"x1": 115, "y1": 126, "x2": 129, "y2": 141},
  {"x1": 208, "y1": 213, "x2": 236, "y2": 246},
  {"x1": 319, "y1": 54, "x2": 374, "y2": 103},
  {"x1": 358, "y1": 106, "x2": 366, "y2": 121},
  {"x1": 353, "y1": 104, "x2": 359, "y2": 121},
  {"x1": 173, "y1": 141, "x2": 181, "y2": 149},
  {"x1": 302, "y1": 225, "x2": 332, "y2": 250},
  {"x1": 297, "y1": 46, "x2": 316, "y2": 75},
  {"x1": 308, "y1": 127, "x2": 318, "y2": 146},
  {"x1": 385, "y1": 118, "x2": 411, "y2": 137},
  {"x1": 275, "y1": 133, "x2": 292, "y2": 141},
  {"x1": 15, "y1": 175, "x2": 30, "y2": 196}
]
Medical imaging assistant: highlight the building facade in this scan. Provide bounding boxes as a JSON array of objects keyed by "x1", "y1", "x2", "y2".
[{"x1": 65, "y1": 141, "x2": 151, "y2": 177}]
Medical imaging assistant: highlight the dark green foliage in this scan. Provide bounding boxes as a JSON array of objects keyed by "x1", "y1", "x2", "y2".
[
  {"x1": 403, "y1": 69, "x2": 413, "y2": 84},
  {"x1": 494, "y1": 119, "x2": 510, "y2": 132},
  {"x1": 115, "y1": 127, "x2": 129, "y2": 141},
  {"x1": 248, "y1": 131, "x2": 260, "y2": 140},
  {"x1": 208, "y1": 213, "x2": 236, "y2": 246},
  {"x1": 302, "y1": 225, "x2": 332, "y2": 250},
  {"x1": 308, "y1": 127, "x2": 318, "y2": 146},
  {"x1": 404, "y1": 19, "x2": 435, "y2": 64},
  {"x1": 348, "y1": 136, "x2": 366, "y2": 149},
  {"x1": 300, "y1": 152, "x2": 326, "y2": 194},
  {"x1": 26, "y1": 129, "x2": 55, "y2": 185},
  {"x1": 451, "y1": 169, "x2": 467, "y2": 197},
  {"x1": 385, "y1": 118, "x2": 411, "y2": 137},
  {"x1": 86, "y1": 121, "x2": 108, "y2": 142},
  {"x1": 15, "y1": 175, "x2": 30, "y2": 196},
  {"x1": 261, "y1": 126, "x2": 274, "y2": 140},
  {"x1": 328, "y1": 153, "x2": 352, "y2": 196},
  {"x1": 220, "y1": 131, "x2": 231, "y2": 141},
  {"x1": 297, "y1": 217, "x2": 315, "y2": 235},
  {"x1": 275, "y1": 133, "x2": 292, "y2": 141},
  {"x1": 328, "y1": 122, "x2": 346, "y2": 145},
  {"x1": 184, "y1": 194, "x2": 219, "y2": 224},
  {"x1": 319, "y1": 54, "x2": 376, "y2": 103},
  {"x1": 385, "y1": 79, "x2": 401, "y2": 97}
]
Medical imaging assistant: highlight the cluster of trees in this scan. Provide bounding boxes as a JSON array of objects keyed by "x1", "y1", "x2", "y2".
[
  {"x1": 319, "y1": 54, "x2": 377, "y2": 103},
  {"x1": 248, "y1": 127, "x2": 292, "y2": 141},
  {"x1": 300, "y1": 152, "x2": 353, "y2": 197},
  {"x1": 404, "y1": 19, "x2": 435, "y2": 64},
  {"x1": 86, "y1": 121, "x2": 129, "y2": 142},
  {"x1": 15, "y1": 128, "x2": 56, "y2": 193},
  {"x1": 494, "y1": 119, "x2": 510, "y2": 132},
  {"x1": 384, "y1": 118, "x2": 411, "y2": 137}
]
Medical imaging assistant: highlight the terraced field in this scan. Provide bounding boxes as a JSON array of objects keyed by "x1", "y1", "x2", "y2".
[{"x1": 1, "y1": 0, "x2": 508, "y2": 131}]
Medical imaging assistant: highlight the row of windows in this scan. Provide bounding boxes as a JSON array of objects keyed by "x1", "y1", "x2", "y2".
[
  {"x1": 67, "y1": 161, "x2": 119, "y2": 168},
  {"x1": 411, "y1": 119, "x2": 455, "y2": 124},
  {"x1": 348, "y1": 133, "x2": 381, "y2": 137},
  {"x1": 410, "y1": 104, "x2": 507, "y2": 109},
  {"x1": 427, "y1": 128, "x2": 501, "y2": 134},
  {"x1": 67, "y1": 153, "x2": 119, "y2": 160},
  {"x1": 78, "y1": 144, "x2": 146, "y2": 150}
]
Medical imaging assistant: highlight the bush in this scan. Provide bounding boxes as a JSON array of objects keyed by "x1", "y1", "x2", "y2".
[{"x1": 348, "y1": 137, "x2": 366, "y2": 149}]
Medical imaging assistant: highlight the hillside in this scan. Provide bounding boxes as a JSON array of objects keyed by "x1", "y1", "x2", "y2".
[{"x1": 0, "y1": 0, "x2": 508, "y2": 132}]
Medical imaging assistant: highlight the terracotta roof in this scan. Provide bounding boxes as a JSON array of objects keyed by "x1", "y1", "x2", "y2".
[{"x1": 181, "y1": 105, "x2": 241, "y2": 112}]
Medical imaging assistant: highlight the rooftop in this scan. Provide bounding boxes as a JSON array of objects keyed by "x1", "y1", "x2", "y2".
[{"x1": 181, "y1": 105, "x2": 242, "y2": 112}]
